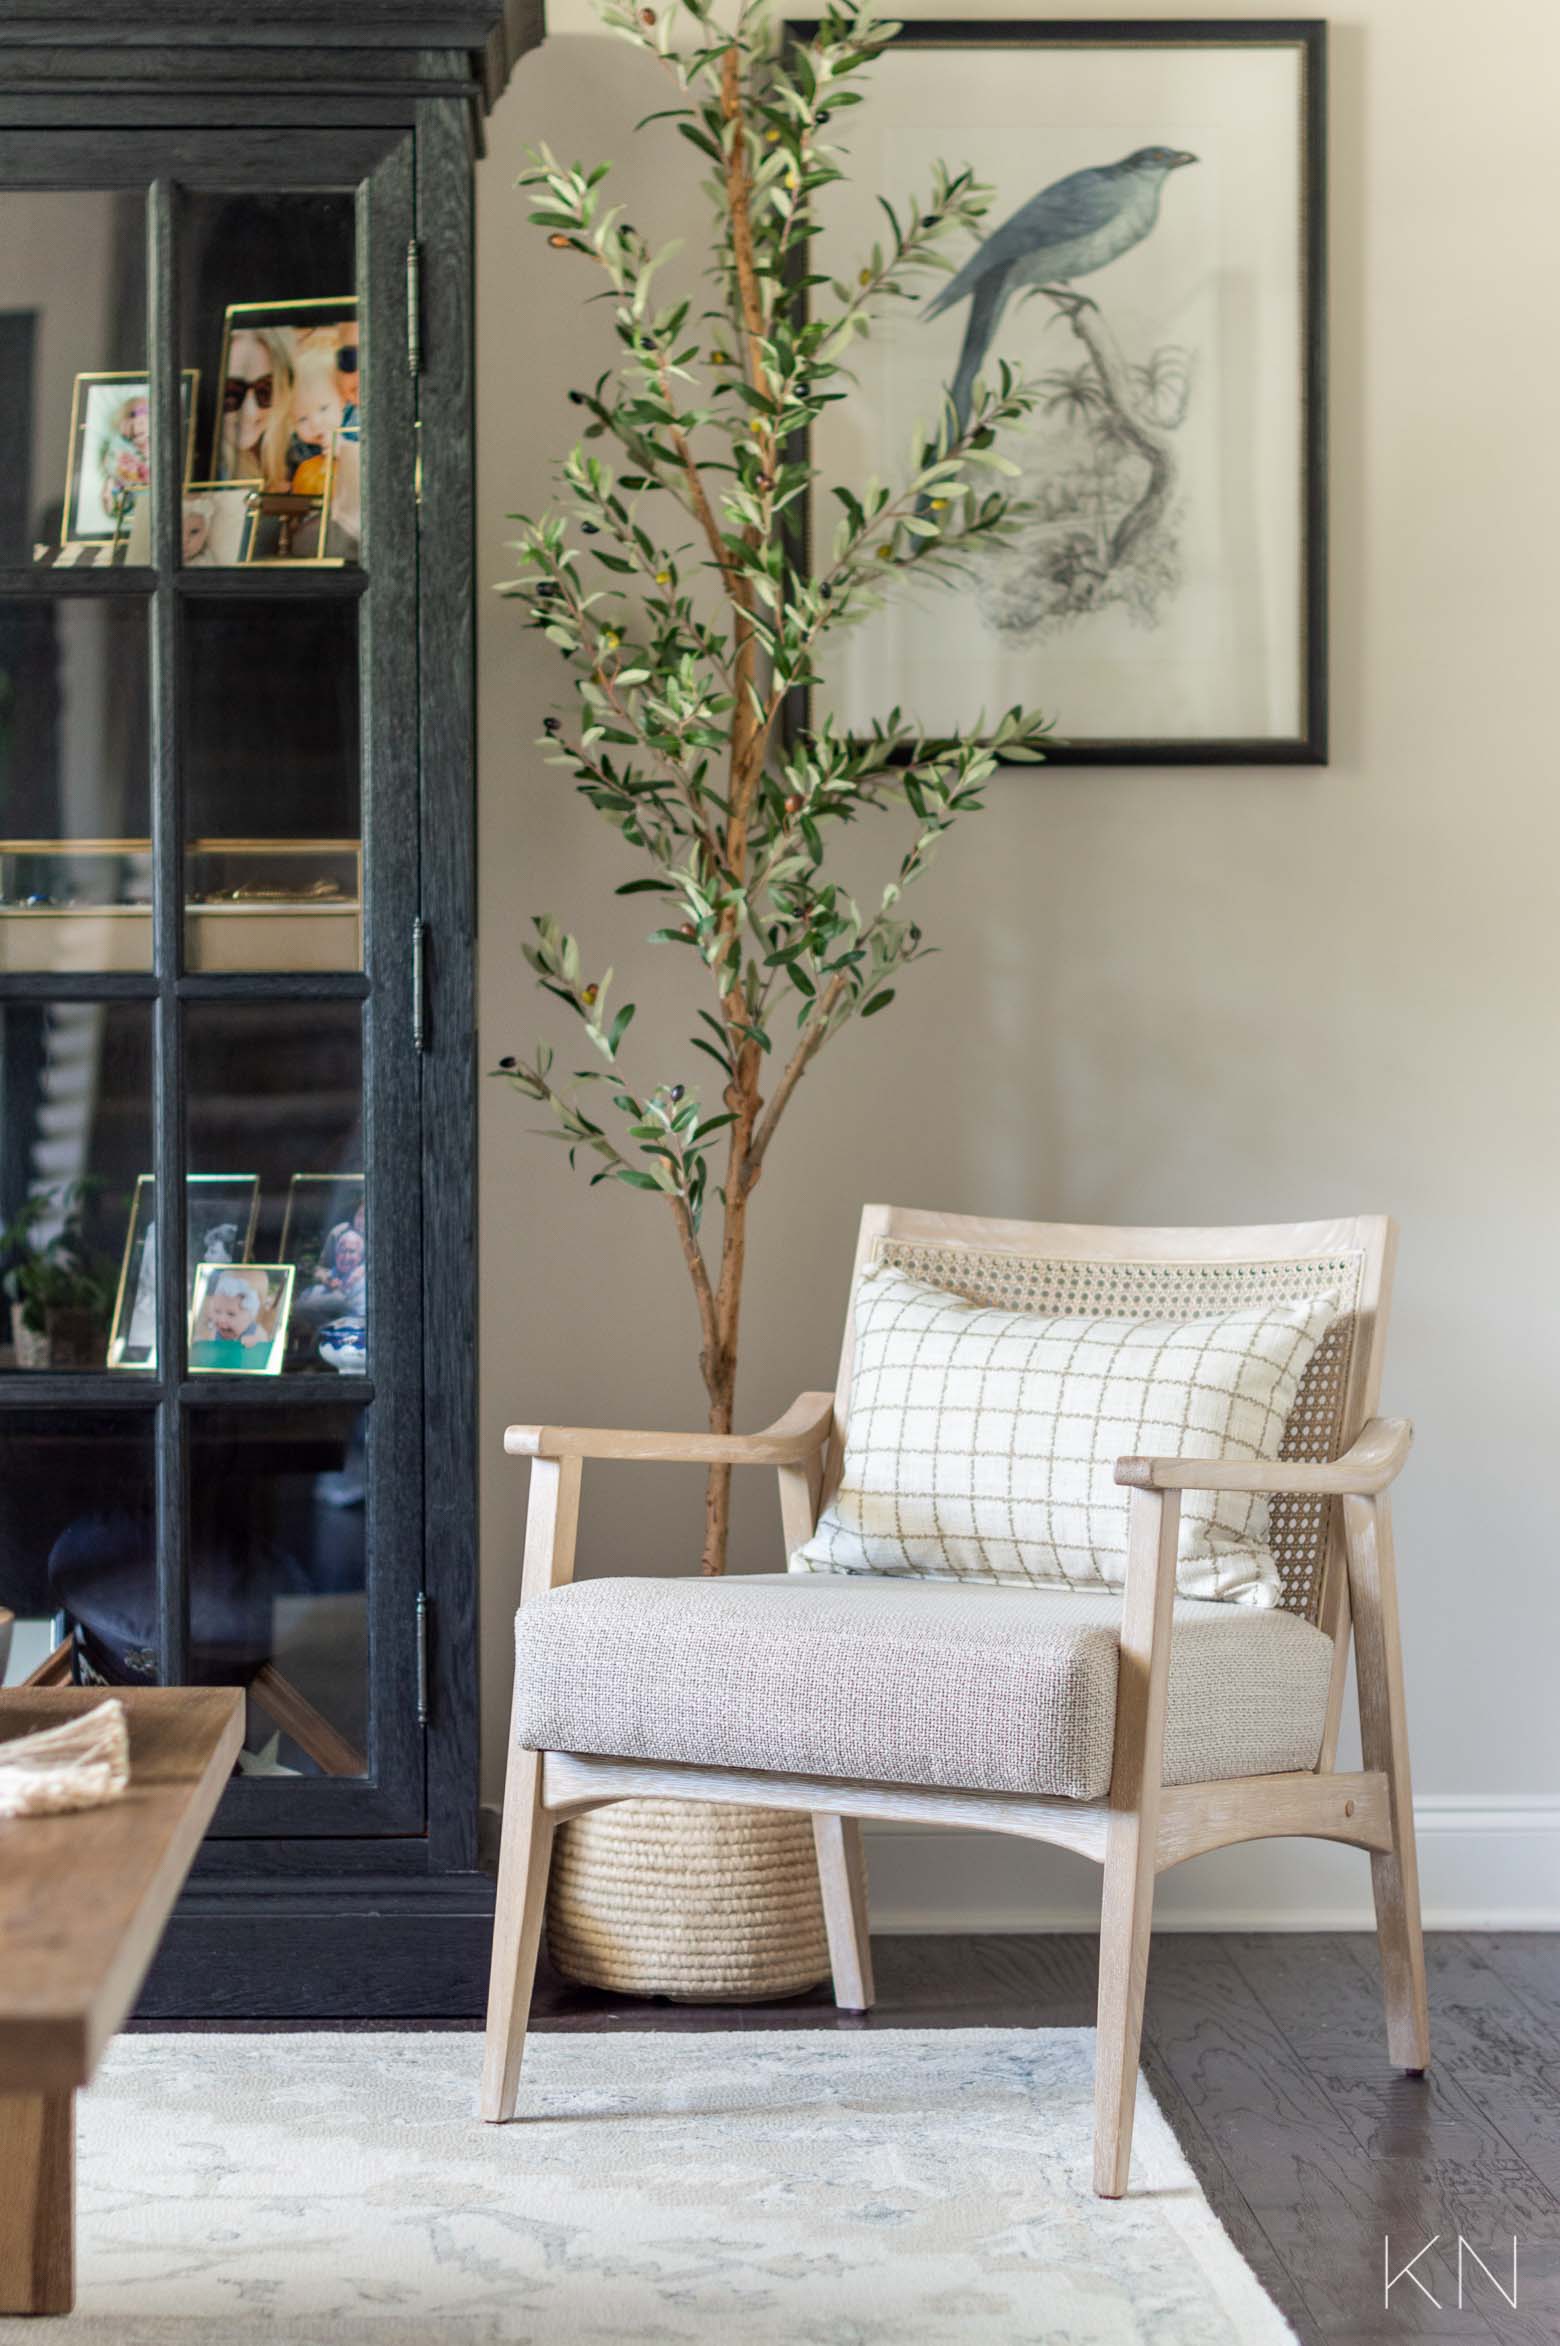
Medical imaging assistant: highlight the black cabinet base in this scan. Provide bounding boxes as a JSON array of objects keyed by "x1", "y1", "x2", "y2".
[{"x1": 136, "y1": 1873, "x2": 498, "y2": 2020}]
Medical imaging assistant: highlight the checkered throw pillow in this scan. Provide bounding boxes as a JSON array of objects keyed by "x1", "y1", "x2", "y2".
[{"x1": 795, "y1": 1267, "x2": 1340, "y2": 1606}]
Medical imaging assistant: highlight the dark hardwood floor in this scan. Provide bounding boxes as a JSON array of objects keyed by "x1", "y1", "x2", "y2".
[
  {"x1": 135, "y1": 1930, "x2": 1558, "y2": 2344},
  {"x1": 527, "y1": 1931, "x2": 1559, "y2": 2346}
]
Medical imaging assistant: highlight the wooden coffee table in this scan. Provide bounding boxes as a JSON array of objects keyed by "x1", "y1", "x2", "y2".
[{"x1": 0, "y1": 1687, "x2": 243, "y2": 2315}]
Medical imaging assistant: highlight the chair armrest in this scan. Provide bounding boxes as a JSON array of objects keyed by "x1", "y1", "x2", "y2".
[
  {"x1": 1114, "y1": 1415, "x2": 1412, "y2": 1498},
  {"x1": 504, "y1": 1389, "x2": 835, "y2": 1467}
]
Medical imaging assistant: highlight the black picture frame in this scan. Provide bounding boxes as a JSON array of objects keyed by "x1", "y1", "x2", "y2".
[{"x1": 788, "y1": 17, "x2": 1328, "y2": 766}]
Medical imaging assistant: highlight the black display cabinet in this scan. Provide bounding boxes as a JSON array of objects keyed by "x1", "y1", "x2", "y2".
[{"x1": 0, "y1": 3, "x2": 534, "y2": 2014}]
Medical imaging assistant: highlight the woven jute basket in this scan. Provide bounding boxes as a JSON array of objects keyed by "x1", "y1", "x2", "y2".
[{"x1": 546, "y1": 1796, "x2": 832, "y2": 2001}]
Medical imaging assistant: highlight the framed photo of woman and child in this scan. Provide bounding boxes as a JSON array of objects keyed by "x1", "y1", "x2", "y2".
[{"x1": 207, "y1": 295, "x2": 361, "y2": 562}]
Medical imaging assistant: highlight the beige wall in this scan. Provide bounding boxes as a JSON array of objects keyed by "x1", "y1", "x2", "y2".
[{"x1": 475, "y1": 1, "x2": 1560, "y2": 1912}]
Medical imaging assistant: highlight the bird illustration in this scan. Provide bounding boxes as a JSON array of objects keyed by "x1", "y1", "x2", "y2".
[{"x1": 926, "y1": 147, "x2": 1197, "y2": 434}]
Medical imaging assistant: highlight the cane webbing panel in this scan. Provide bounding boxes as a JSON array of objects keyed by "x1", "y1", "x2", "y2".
[{"x1": 866, "y1": 1240, "x2": 1366, "y2": 1624}]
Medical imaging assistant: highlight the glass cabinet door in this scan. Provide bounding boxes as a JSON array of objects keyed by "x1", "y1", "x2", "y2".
[{"x1": 0, "y1": 133, "x2": 423, "y2": 1834}]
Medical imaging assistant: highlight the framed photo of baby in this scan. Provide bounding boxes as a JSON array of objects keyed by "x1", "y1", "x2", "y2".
[
  {"x1": 188, "y1": 1262, "x2": 294, "y2": 1375},
  {"x1": 62, "y1": 369, "x2": 199, "y2": 546},
  {"x1": 213, "y1": 297, "x2": 360, "y2": 556}
]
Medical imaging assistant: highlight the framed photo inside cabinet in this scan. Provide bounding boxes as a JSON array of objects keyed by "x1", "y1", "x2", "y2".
[
  {"x1": 62, "y1": 369, "x2": 198, "y2": 546},
  {"x1": 280, "y1": 1172, "x2": 365, "y2": 1366},
  {"x1": 181, "y1": 481, "x2": 262, "y2": 566},
  {"x1": 107, "y1": 1172, "x2": 261, "y2": 1370},
  {"x1": 213, "y1": 298, "x2": 358, "y2": 495},
  {"x1": 187, "y1": 1261, "x2": 293, "y2": 1374},
  {"x1": 797, "y1": 19, "x2": 1327, "y2": 763}
]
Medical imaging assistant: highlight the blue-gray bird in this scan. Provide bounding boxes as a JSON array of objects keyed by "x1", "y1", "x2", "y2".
[{"x1": 926, "y1": 147, "x2": 1197, "y2": 432}]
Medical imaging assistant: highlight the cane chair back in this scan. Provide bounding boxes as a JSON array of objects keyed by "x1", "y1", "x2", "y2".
[{"x1": 832, "y1": 1209, "x2": 1397, "y2": 1628}]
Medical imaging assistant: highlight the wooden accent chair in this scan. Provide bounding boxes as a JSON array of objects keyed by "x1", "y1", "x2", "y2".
[{"x1": 483, "y1": 1208, "x2": 1427, "y2": 2197}]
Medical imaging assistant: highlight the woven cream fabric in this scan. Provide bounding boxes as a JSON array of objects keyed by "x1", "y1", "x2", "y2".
[
  {"x1": 796, "y1": 1268, "x2": 1339, "y2": 1608},
  {"x1": 514, "y1": 1575, "x2": 1335, "y2": 1800}
]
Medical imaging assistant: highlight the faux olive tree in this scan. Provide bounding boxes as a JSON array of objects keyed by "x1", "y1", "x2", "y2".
[{"x1": 498, "y1": 0, "x2": 1049, "y2": 1575}]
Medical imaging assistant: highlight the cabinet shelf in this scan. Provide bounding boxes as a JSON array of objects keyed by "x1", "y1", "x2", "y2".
[
  {"x1": 0, "y1": 564, "x2": 157, "y2": 599},
  {"x1": 0, "y1": 1371, "x2": 374, "y2": 1405},
  {"x1": 0, "y1": 839, "x2": 362, "y2": 976},
  {"x1": 174, "y1": 567, "x2": 368, "y2": 601},
  {"x1": 0, "y1": 565, "x2": 368, "y2": 601}
]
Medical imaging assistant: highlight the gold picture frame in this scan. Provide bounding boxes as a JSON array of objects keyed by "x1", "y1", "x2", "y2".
[
  {"x1": 240, "y1": 437, "x2": 338, "y2": 567},
  {"x1": 212, "y1": 295, "x2": 356, "y2": 485},
  {"x1": 279, "y1": 1173, "x2": 365, "y2": 1271},
  {"x1": 61, "y1": 369, "x2": 198, "y2": 547},
  {"x1": 180, "y1": 480, "x2": 263, "y2": 567},
  {"x1": 107, "y1": 1172, "x2": 261, "y2": 1371},
  {"x1": 188, "y1": 1262, "x2": 295, "y2": 1376}
]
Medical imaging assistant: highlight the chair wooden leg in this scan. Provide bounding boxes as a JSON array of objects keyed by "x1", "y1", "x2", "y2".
[
  {"x1": 480, "y1": 1739, "x2": 555, "y2": 2123},
  {"x1": 1093, "y1": 1810, "x2": 1157, "y2": 2197},
  {"x1": 1094, "y1": 1484, "x2": 1178, "y2": 2197},
  {"x1": 1344, "y1": 1492, "x2": 1431, "y2": 2071},
  {"x1": 812, "y1": 1813, "x2": 874, "y2": 2012}
]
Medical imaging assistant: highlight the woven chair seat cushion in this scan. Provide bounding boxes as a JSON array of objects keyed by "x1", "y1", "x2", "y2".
[{"x1": 513, "y1": 1574, "x2": 1335, "y2": 1802}]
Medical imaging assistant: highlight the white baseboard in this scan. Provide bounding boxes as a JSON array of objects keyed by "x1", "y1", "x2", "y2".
[{"x1": 862, "y1": 1796, "x2": 1560, "y2": 1932}]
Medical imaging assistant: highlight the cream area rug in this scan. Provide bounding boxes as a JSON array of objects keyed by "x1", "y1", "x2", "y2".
[{"x1": 1, "y1": 2030, "x2": 1298, "y2": 2345}]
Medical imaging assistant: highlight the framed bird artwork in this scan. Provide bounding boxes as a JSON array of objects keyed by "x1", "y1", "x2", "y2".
[{"x1": 793, "y1": 19, "x2": 1327, "y2": 764}]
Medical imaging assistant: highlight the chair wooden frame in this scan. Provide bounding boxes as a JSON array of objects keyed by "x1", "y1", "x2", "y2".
[{"x1": 483, "y1": 1208, "x2": 1427, "y2": 2197}]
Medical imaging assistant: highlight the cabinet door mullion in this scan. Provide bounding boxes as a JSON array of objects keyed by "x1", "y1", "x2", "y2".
[
  {"x1": 148, "y1": 174, "x2": 189, "y2": 1687},
  {"x1": 355, "y1": 131, "x2": 425, "y2": 1823}
]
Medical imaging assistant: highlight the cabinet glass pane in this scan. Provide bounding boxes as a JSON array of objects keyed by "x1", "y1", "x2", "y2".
[
  {"x1": 0, "y1": 999, "x2": 153, "y2": 1371},
  {"x1": 0, "y1": 598, "x2": 152, "y2": 973},
  {"x1": 0, "y1": 192, "x2": 153, "y2": 566},
  {"x1": 0, "y1": 1409, "x2": 156, "y2": 1687},
  {"x1": 182, "y1": 600, "x2": 361, "y2": 972},
  {"x1": 179, "y1": 192, "x2": 358, "y2": 567},
  {"x1": 188, "y1": 1404, "x2": 366, "y2": 1775},
  {"x1": 185, "y1": 1001, "x2": 365, "y2": 1375}
]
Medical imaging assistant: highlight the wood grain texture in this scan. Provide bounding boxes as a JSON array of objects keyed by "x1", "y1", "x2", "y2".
[
  {"x1": 0, "y1": 128, "x2": 398, "y2": 188},
  {"x1": 0, "y1": 2091, "x2": 73, "y2": 2315},
  {"x1": 1093, "y1": 1484, "x2": 1179, "y2": 2196},
  {"x1": 1344, "y1": 1492, "x2": 1431, "y2": 2072},
  {"x1": 136, "y1": 1875, "x2": 496, "y2": 2019},
  {"x1": 356, "y1": 125, "x2": 429, "y2": 1839},
  {"x1": 0, "y1": 1690, "x2": 242, "y2": 2092},
  {"x1": 481, "y1": 1459, "x2": 582, "y2": 2118},
  {"x1": 811, "y1": 1815, "x2": 874, "y2": 2012},
  {"x1": 775, "y1": 1441, "x2": 826, "y2": 1558},
  {"x1": 1155, "y1": 1770, "x2": 1391, "y2": 1872},
  {"x1": 148, "y1": 171, "x2": 189, "y2": 1689},
  {"x1": 539, "y1": 1753, "x2": 1113, "y2": 1862},
  {"x1": 505, "y1": 1390, "x2": 835, "y2": 1465},
  {"x1": 1116, "y1": 1415, "x2": 1411, "y2": 1495},
  {"x1": 19, "y1": 1637, "x2": 74, "y2": 1689},
  {"x1": 416, "y1": 90, "x2": 481, "y2": 1875},
  {"x1": 479, "y1": 1734, "x2": 554, "y2": 2120}
]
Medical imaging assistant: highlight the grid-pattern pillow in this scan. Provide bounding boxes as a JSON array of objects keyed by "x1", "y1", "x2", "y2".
[{"x1": 794, "y1": 1267, "x2": 1340, "y2": 1607}]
